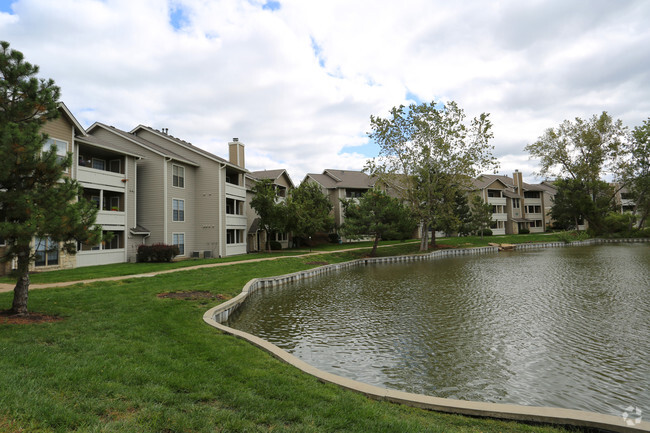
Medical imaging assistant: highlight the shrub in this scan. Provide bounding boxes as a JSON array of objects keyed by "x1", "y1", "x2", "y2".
[
  {"x1": 478, "y1": 228, "x2": 492, "y2": 236},
  {"x1": 328, "y1": 233, "x2": 341, "y2": 244},
  {"x1": 518, "y1": 228, "x2": 530, "y2": 234},
  {"x1": 557, "y1": 230, "x2": 590, "y2": 243},
  {"x1": 269, "y1": 240, "x2": 282, "y2": 250},
  {"x1": 137, "y1": 243, "x2": 180, "y2": 262}
]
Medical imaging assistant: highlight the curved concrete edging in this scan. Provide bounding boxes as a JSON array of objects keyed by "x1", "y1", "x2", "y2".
[{"x1": 203, "y1": 240, "x2": 650, "y2": 433}]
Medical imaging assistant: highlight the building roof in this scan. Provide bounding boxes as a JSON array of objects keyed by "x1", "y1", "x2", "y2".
[
  {"x1": 58, "y1": 102, "x2": 87, "y2": 137},
  {"x1": 131, "y1": 125, "x2": 245, "y2": 172},
  {"x1": 76, "y1": 134, "x2": 145, "y2": 159},
  {"x1": 248, "y1": 169, "x2": 295, "y2": 187},
  {"x1": 88, "y1": 123, "x2": 200, "y2": 167},
  {"x1": 305, "y1": 169, "x2": 376, "y2": 189}
]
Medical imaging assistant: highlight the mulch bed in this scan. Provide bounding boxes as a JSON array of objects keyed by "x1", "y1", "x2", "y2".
[
  {"x1": 0, "y1": 310, "x2": 65, "y2": 325},
  {"x1": 157, "y1": 291, "x2": 230, "y2": 301}
]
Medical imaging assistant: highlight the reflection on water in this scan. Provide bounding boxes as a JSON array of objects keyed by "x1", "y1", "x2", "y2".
[{"x1": 227, "y1": 244, "x2": 650, "y2": 416}]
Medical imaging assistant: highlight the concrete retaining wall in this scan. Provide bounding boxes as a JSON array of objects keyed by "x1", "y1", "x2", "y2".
[{"x1": 203, "y1": 239, "x2": 650, "y2": 433}]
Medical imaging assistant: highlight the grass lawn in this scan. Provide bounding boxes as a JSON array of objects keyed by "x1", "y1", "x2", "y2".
[
  {"x1": 0, "y1": 241, "x2": 579, "y2": 432},
  {"x1": 0, "y1": 234, "x2": 568, "y2": 285}
]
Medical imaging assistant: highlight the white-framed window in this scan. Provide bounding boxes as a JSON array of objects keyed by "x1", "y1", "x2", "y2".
[
  {"x1": 172, "y1": 199, "x2": 185, "y2": 222},
  {"x1": 275, "y1": 232, "x2": 288, "y2": 241},
  {"x1": 226, "y1": 229, "x2": 244, "y2": 244},
  {"x1": 172, "y1": 165, "x2": 185, "y2": 188},
  {"x1": 172, "y1": 233, "x2": 185, "y2": 256},
  {"x1": 43, "y1": 138, "x2": 68, "y2": 171},
  {"x1": 92, "y1": 158, "x2": 106, "y2": 170},
  {"x1": 512, "y1": 198, "x2": 520, "y2": 209},
  {"x1": 226, "y1": 198, "x2": 244, "y2": 215},
  {"x1": 34, "y1": 237, "x2": 59, "y2": 267}
]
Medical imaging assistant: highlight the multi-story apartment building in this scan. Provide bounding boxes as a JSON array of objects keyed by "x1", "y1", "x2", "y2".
[
  {"x1": 85, "y1": 124, "x2": 248, "y2": 259},
  {"x1": 472, "y1": 171, "x2": 557, "y2": 234},
  {"x1": 245, "y1": 169, "x2": 295, "y2": 251},
  {"x1": 303, "y1": 169, "x2": 377, "y2": 230}
]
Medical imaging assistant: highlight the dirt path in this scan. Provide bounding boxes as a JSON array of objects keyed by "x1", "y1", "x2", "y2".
[{"x1": 0, "y1": 242, "x2": 420, "y2": 293}]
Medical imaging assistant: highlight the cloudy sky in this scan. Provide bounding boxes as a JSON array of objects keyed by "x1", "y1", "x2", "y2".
[{"x1": 1, "y1": 0, "x2": 649, "y2": 183}]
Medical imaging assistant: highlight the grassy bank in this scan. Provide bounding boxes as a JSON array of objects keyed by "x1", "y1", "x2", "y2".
[
  {"x1": 0, "y1": 243, "x2": 578, "y2": 432},
  {"x1": 1, "y1": 233, "x2": 569, "y2": 285}
]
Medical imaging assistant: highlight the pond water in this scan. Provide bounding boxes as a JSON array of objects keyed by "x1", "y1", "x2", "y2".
[{"x1": 227, "y1": 244, "x2": 650, "y2": 417}]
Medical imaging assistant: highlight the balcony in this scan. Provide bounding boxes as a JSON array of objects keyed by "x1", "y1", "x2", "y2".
[
  {"x1": 491, "y1": 213, "x2": 508, "y2": 221},
  {"x1": 487, "y1": 197, "x2": 506, "y2": 206},
  {"x1": 95, "y1": 210, "x2": 126, "y2": 227},
  {"x1": 77, "y1": 166, "x2": 126, "y2": 189},
  {"x1": 225, "y1": 182, "x2": 246, "y2": 200},
  {"x1": 525, "y1": 197, "x2": 542, "y2": 206}
]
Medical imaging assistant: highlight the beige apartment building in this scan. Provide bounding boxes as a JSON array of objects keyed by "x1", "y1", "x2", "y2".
[
  {"x1": 472, "y1": 171, "x2": 557, "y2": 234},
  {"x1": 245, "y1": 169, "x2": 295, "y2": 251}
]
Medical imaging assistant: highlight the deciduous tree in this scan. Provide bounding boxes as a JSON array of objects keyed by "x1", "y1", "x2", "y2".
[
  {"x1": 285, "y1": 181, "x2": 333, "y2": 245},
  {"x1": 341, "y1": 189, "x2": 416, "y2": 256},
  {"x1": 249, "y1": 179, "x2": 286, "y2": 252},
  {"x1": 525, "y1": 112, "x2": 627, "y2": 232},
  {"x1": 624, "y1": 118, "x2": 650, "y2": 228},
  {"x1": 0, "y1": 41, "x2": 103, "y2": 315},
  {"x1": 470, "y1": 195, "x2": 493, "y2": 238},
  {"x1": 367, "y1": 101, "x2": 498, "y2": 250}
]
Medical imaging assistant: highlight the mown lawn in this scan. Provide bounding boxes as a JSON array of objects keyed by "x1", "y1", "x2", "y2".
[
  {"x1": 0, "y1": 233, "x2": 568, "y2": 285},
  {"x1": 0, "y1": 243, "x2": 579, "y2": 433}
]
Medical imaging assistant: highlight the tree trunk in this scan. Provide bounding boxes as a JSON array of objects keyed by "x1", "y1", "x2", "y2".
[
  {"x1": 431, "y1": 229, "x2": 437, "y2": 248},
  {"x1": 11, "y1": 252, "x2": 31, "y2": 315},
  {"x1": 370, "y1": 234, "x2": 380, "y2": 257},
  {"x1": 420, "y1": 222, "x2": 429, "y2": 251}
]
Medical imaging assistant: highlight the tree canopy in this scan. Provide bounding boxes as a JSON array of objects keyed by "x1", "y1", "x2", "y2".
[
  {"x1": 249, "y1": 179, "x2": 286, "y2": 251},
  {"x1": 285, "y1": 181, "x2": 333, "y2": 245},
  {"x1": 0, "y1": 41, "x2": 102, "y2": 315},
  {"x1": 525, "y1": 112, "x2": 628, "y2": 233},
  {"x1": 341, "y1": 189, "x2": 416, "y2": 256},
  {"x1": 623, "y1": 118, "x2": 650, "y2": 227},
  {"x1": 367, "y1": 101, "x2": 498, "y2": 249}
]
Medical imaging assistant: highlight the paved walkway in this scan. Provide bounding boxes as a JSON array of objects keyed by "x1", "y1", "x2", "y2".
[{"x1": 0, "y1": 242, "x2": 420, "y2": 293}]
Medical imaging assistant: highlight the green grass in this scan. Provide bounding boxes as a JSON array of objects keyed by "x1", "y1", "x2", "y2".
[
  {"x1": 0, "y1": 234, "x2": 571, "y2": 285},
  {"x1": 0, "y1": 249, "x2": 579, "y2": 432}
]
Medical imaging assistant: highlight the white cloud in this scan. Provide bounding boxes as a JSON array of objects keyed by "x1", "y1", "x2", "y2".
[{"x1": 1, "y1": 0, "x2": 649, "y2": 183}]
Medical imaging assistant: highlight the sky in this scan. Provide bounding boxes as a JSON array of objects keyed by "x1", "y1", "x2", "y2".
[{"x1": 1, "y1": 0, "x2": 649, "y2": 184}]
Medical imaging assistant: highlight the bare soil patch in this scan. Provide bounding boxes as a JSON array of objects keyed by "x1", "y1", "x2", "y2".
[
  {"x1": 0, "y1": 310, "x2": 65, "y2": 325},
  {"x1": 157, "y1": 291, "x2": 230, "y2": 301}
]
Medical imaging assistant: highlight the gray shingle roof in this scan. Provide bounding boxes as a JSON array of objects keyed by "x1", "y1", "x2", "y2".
[{"x1": 305, "y1": 169, "x2": 376, "y2": 189}]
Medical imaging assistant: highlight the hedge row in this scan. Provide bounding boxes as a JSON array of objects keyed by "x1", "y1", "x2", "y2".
[{"x1": 137, "y1": 243, "x2": 180, "y2": 262}]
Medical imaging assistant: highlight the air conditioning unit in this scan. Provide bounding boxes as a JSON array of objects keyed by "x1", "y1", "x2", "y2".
[
  {"x1": 203, "y1": 250, "x2": 212, "y2": 258},
  {"x1": 191, "y1": 251, "x2": 200, "y2": 258}
]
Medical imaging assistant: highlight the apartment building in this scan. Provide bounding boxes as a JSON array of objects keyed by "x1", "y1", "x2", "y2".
[
  {"x1": 85, "y1": 124, "x2": 249, "y2": 259},
  {"x1": 472, "y1": 171, "x2": 557, "y2": 234},
  {"x1": 245, "y1": 169, "x2": 295, "y2": 251},
  {"x1": 303, "y1": 169, "x2": 377, "y2": 229}
]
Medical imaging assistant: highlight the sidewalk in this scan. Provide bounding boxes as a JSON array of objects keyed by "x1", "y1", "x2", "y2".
[{"x1": 0, "y1": 242, "x2": 419, "y2": 293}]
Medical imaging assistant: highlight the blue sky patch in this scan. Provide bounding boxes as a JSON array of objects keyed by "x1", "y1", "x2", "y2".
[
  {"x1": 405, "y1": 90, "x2": 423, "y2": 105},
  {"x1": 169, "y1": 5, "x2": 189, "y2": 30},
  {"x1": 311, "y1": 36, "x2": 325, "y2": 68},
  {"x1": 0, "y1": 0, "x2": 14, "y2": 14},
  {"x1": 262, "y1": 1, "x2": 281, "y2": 11}
]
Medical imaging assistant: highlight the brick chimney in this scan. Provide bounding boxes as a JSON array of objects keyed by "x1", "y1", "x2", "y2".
[
  {"x1": 513, "y1": 170, "x2": 523, "y2": 196},
  {"x1": 229, "y1": 138, "x2": 245, "y2": 168}
]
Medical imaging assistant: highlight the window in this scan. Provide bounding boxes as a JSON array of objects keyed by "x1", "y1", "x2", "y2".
[
  {"x1": 227, "y1": 229, "x2": 244, "y2": 244},
  {"x1": 172, "y1": 233, "x2": 185, "y2": 255},
  {"x1": 346, "y1": 189, "x2": 366, "y2": 198},
  {"x1": 110, "y1": 196, "x2": 120, "y2": 211},
  {"x1": 226, "y1": 198, "x2": 244, "y2": 215},
  {"x1": 487, "y1": 190, "x2": 502, "y2": 198},
  {"x1": 275, "y1": 232, "x2": 288, "y2": 241},
  {"x1": 92, "y1": 158, "x2": 106, "y2": 170},
  {"x1": 35, "y1": 237, "x2": 58, "y2": 267},
  {"x1": 43, "y1": 138, "x2": 68, "y2": 164},
  {"x1": 172, "y1": 165, "x2": 185, "y2": 188},
  {"x1": 103, "y1": 231, "x2": 122, "y2": 249},
  {"x1": 524, "y1": 191, "x2": 541, "y2": 199},
  {"x1": 109, "y1": 159, "x2": 122, "y2": 173},
  {"x1": 172, "y1": 199, "x2": 184, "y2": 222},
  {"x1": 91, "y1": 195, "x2": 100, "y2": 209},
  {"x1": 512, "y1": 198, "x2": 520, "y2": 209}
]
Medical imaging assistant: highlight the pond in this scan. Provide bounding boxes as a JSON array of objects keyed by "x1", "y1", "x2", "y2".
[{"x1": 227, "y1": 244, "x2": 650, "y2": 417}]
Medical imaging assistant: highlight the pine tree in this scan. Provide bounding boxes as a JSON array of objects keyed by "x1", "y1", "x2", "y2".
[{"x1": 0, "y1": 41, "x2": 103, "y2": 315}]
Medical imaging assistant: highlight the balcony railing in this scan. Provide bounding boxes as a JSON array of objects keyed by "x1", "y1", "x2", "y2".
[{"x1": 77, "y1": 166, "x2": 127, "y2": 189}]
